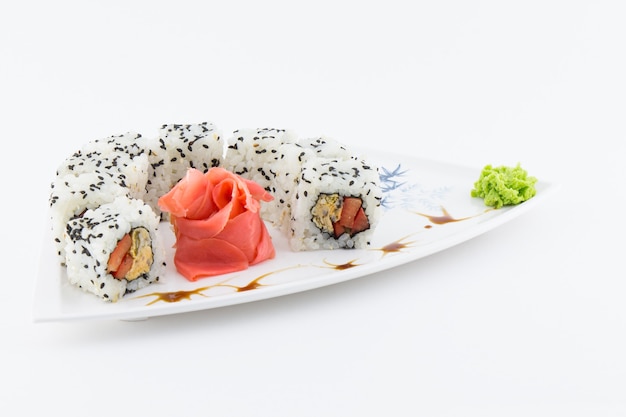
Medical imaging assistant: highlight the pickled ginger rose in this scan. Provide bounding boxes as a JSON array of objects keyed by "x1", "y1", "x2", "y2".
[{"x1": 158, "y1": 167, "x2": 275, "y2": 281}]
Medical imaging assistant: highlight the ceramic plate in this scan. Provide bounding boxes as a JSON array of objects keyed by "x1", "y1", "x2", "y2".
[{"x1": 33, "y1": 148, "x2": 556, "y2": 322}]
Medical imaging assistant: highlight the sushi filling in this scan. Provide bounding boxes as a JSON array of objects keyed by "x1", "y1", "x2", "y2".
[
  {"x1": 311, "y1": 194, "x2": 370, "y2": 238},
  {"x1": 106, "y1": 227, "x2": 154, "y2": 280}
]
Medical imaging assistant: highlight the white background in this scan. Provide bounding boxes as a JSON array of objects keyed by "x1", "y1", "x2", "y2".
[{"x1": 2, "y1": 1, "x2": 625, "y2": 416}]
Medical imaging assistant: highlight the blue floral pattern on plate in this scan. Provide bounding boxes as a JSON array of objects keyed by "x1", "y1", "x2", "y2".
[{"x1": 380, "y1": 164, "x2": 452, "y2": 212}]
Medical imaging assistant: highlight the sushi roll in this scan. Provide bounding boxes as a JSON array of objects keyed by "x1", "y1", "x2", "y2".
[
  {"x1": 79, "y1": 131, "x2": 146, "y2": 160},
  {"x1": 158, "y1": 122, "x2": 225, "y2": 184},
  {"x1": 56, "y1": 147, "x2": 150, "y2": 202},
  {"x1": 261, "y1": 142, "x2": 315, "y2": 229},
  {"x1": 287, "y1": 156, "x2": 383, "y2": 251},
  {"x1": 64, "y1": 196, "x2": 166, "y2": 302},
  {"x1": 136, "y1": 132, "x2": 172, "y2": 219},
  {"x1": 224, "y1": 127, "x2": 298, "y2": 189},
  {"x1": 296, "y1": 135, "x2": 354, "y2": 160},
  {"x1": 223, "y1": 127, "x2": 383, "y2": 249},
  {"x1": 224, "y1": 127, "x2": 300, "y2": 225},
  {"x1": 141, "y1": 122, "x2": 224, "y2": 219},
  {"x1": 49, "y1": 171, "x2": 131, "y2": 265}
]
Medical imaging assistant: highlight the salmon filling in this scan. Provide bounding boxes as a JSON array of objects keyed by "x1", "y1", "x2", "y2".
[
  {"x1": 106, "y1": 227, "x2": 154, "y2": 280},
  {"x1": 311, "y1": 194, "x2": 370, "y2": 238}
]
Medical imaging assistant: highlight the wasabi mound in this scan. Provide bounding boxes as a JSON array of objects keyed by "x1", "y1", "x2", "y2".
[{"x1": 471, "y1": 164, "x2": 537, "y2": 208}]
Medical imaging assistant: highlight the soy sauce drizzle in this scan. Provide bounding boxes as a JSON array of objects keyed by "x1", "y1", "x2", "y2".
[
  {"x1": 137, "y1": 286, "x2": 211, "y2": 305},
  {"x1": 136, "y1": 265, "x2": 306, "y2": 305},
  {"x1": 414, "y1": 206, "x2": 490, "y2": 225},
  {"x1": 218, "y1": 270, "x2": 274, "y2": 292},
  {"x1": 213, "y1": 265, "x2": 306, "y2": 293},
  {"x1": 321, "y1": 259, "x2": 360, "y2": 270},
  {"x1": 375, "y1": 235, "x2": 416, "y2": 256},
  {"x1": 134, "y1": 205, "x2": 488, "y2": 307},
  {"x1": 216, "y1": 265, "x2": 305, "y2": 292}
]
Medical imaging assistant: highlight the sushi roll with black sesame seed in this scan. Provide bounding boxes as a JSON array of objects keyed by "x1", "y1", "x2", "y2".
[
  {"x1": 56, "y1": 148, "x2": 150, "y2": 202},
  {"x1": 261, "y1": 142, "x2": 315, "y2": 229},
  {"x1": 223, "y1": 127, "x2": 300, "y2": 225},
  {"x1": 49, "y1": 171, "x2": 131, "y2": 265},
  {"x1": 222, "y1": 128, "x2": 383, "y2": 249},
  {"x1": 223, "y1": 127, "x2": 298, "y2": 188},
  {"x1": 135, "y1": 133, "x2": 172, "y2": 219},
  {"x1": 158, "y1": 122, "x2": 225, "y2": 185},
  {"x1": 145, "y1": 122, "x2": 224, "y2": 219},
  {"x1": 287, "y1": 156, "x2": 383, "y2": 251},
  {"x1": 63, "y1": 196, "x2": 166, "y2": 302},
  {"x1": 296, "y1": 135, "x2": 354, "y2": 160},
  {"x1": 80, "y1": 131, "x2": 146, "y2": 160}
]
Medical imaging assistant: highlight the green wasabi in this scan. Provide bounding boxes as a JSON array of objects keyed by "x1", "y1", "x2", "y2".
[{"x1": 470, "y1": 163, "x2": 537, "y2": 208}]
